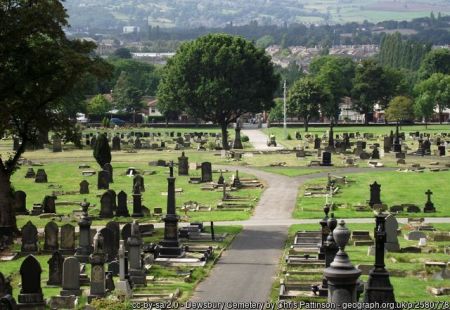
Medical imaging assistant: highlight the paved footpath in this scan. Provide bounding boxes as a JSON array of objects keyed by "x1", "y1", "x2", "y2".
[
  {"x1": 242, "y1": 128, "x2": 284, "y2": 151},
  {"x1": 187, "y1": 130, "x2": 450, "y2": 308}
]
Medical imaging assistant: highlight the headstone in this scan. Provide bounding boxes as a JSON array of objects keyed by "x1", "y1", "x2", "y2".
[
  {"x1": 127, "y1": 221, "x2": 146, "y2": 286},
  {"x1": 107, "y1": 189, "x2": 117, "y2": 212},
  {"x1": 88, "y1": 232, "x2": 107, "y2": 302},
  {"x1": 60, "y1": 257, "x2": 82, "y2": 296},
  {"x1": 99, "y1": 191, "x2": 114, "y2": 218},
  {"x1": 321, "y1": 152, "x2": 332, "y2": 166},
  {"x1": 438, "y1": 145, "x2": 445, "y2": 156},
  {"x1": 47, "y1": 251, "x2": 64, "y2": 286},
  {"x1": 201, "y1": 162, "x2": 212, "y2": 182},
  {"x1": 14, "y1": 190, "x2": 28, "y2": 215},
  {"x1": 44, "y1": 221, "x2": 59, "y2": 252},
  {"x1": 371, "y1": 147, "x2": 380, "y2": 160},
  {"x1": 99, "y1": 227, "x2": 115, "y2": 262},
  {"x1": 359, "y1": 152, "x2": 370, "y2": 160},
  {"x1": 233, "y1": 126, "x2": 243, "y2": 149},
  {"x1": 103, "y1": 163, "x2": 113, "y2": 183},
  {"x1": 121, "y1": 223, "x2": 131, "y2": 251},
  {"x1": 405, "y1": 230, "x2": 426, "y2": 241},
  {"x1": 112, "y1": 135, "x2": 121, "y2": 151},
  {"x1": 385, "y1": 214, "x2": 400, "y2": 252},
  {"x1": 383, "y1": 137, "x2": 392, "y2": 153},
  {"x1": 97, "y1": 170, "x2": 110, "y2": 190},
  {"x1": 178, "y1": 152, "x2": 189, "y2": 176},
  {"x1": 369, "y1": 182, "x2": 381, "y2": 208},
  {"x1": 24, "y1": 168, "x2": 35, "y2": 178},
  {"x1": 79, "y1": 180, "x2": 89, "y2": 194},
  {"x1": 116, "y1": 191, "x2": 130, "y2": 217},
  {"x1": 60, "y1": 224, "x2": 75, "y2": 253},
  {"x1": 75, "y1": 201, "x2": 93, "y2": 263},
  {"x1": 115, "y1": 240, "x2": 131, "y2": 297},
  {"x1": 133, "y1": 174, "x2": 145, "y2": 192},
  {"x1": 424, "y1": 189, "x2": 436, "y2": 213},
  {"x1": 17, "y1": 255, "x2": 45, "y2": 309},
  {"x1": 52, "y1": 136, "x2": 62, "y2": 152},
  {"x1": 314, "y1": 137, "x2": 321, "y2": 149},
  {"x1": 134, "y1": 137, "x2": 142, "y2": 149},
  {"x1": 21, "y1": 221, "x2": 38, "y2": 253},
  {"x1": 42, "y1": 195, "x2": 56, "y2": 214},
  {"x1": 406, "y1": 205, "x2": 420, "y2": 213},
  {"x1": 131, "y1": 183, "x2": 144, "y2": 217},
  {"x1": 34, "y1": 169, "x2": 47, "y2": 183},
  {"x1": 395, "y1": 152, "x2": 405, "y2": 159}
]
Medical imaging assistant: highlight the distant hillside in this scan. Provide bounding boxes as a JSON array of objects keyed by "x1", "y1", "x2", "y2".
[{"x1": 65, "y1": 0, "x2": 450, "y2": 30}]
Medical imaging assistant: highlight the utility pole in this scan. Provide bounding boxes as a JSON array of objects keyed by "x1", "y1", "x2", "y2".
[{"x1": 283, "y1": 80, "x2": 287, "y2": 138}]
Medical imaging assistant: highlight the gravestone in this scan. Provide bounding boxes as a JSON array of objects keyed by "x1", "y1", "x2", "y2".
[
  {"x1": 116, "y1": 191, "x2": 130, "y2": 217},
  {"x1": 108, "y1": 261, "x2": 119, "y2": 277},
  {"x1": 127, "y1": 221, "x2": 146, "y2": 286},
  {"x1": 383, "y1": 137, "x2": 391, "y2": 153},
  {"x1": 90, "y1": 136, "x2": 97, "y2": 149},
  {"x1": 21, "y1": 221, "x2": 38, "y2": 253},
  {"x1": 14, "y1": 190, "x2": 28, "y2": 215},
  {"x1": 369, "y1": 182, "x2": 382, "y2": 208},
  {"x1": 106, "y1": 221, "x2": 120, "y2": 260},
  {"x1": 88, "y1": 232, "x2": 106, "y2": 302},
  {"x1": 133, "y1": 174, "x2": 145, "y2": 192},
  {"x1": 233, "y1": 126, "x2": 243, "y2": 149},
  {"x1": 201, "y1": 162, "x2": 212, "y2": 182},
  {"x1": 79, "y1": 180, "x2": 89, "y2": 194},
  {"x1": 52, "y1": 136, "x2": 62, "y2": 152},
  {"x1": 217, "y1": 172, "x2": 225, "y2": 185},
  {"x1": 34, "y1": 169, "x2": 47, "y2": 183},
  {"x1": 314, "y1": 137, "x2": 321, "y2": 149},
  {"x1": 385, "y1": 214, "x2": 400, "y2": 252},
  {"x1": 405, "y1": 230, "x2": 426, "y2": 241},
  {"x1": 103, "y1": 163, "x2": 113, "y2": 183},
  {"x1": 371, "y1": 147, "x2": 380, "y2": 160},
  {"x1": 395, "y1": 152, "x2": 405, "y2": 159},
  {"x1": 121, "y1": 223, "x2": 131, "y2": 251},
  {"x1": 47, "y1": 251, "x2": 64, "y2": 286},
  {"x1": 99, "y1": 191, "x2": 114, "y2": 218},
  {"x1": 60, "y1": 257, "x2": 82, "y2": 296},
  {"x1": 24, "y1": 168, "x2": 35, "y2": 178},
  {"x1": 320, "y1": 152, "x2": 332, "y2": 166},
  {"x1": 359, "y1": 152, "x2": 370, "y2": 160},
  {"x1": 75, "y1": 201, "x2": 93, "y2": 263},
  {"x1": 97, "y1": 170, "x2": 110, "y2": 190},
  {"x1": 406, "y1": 205, "x2": 420, "y2": 213},
  {"x1": 438, "y1": 145, "x2": 445, "y2": 156},
  {"x1": 131, "y1": 183, "x2": 144, "y2": 217},
  {"x1": 115, "y1": 240, "x2": 131, "y2": 297},
  {"x1": 60, "y1": 224, "x2": 75, "y2": 253},
  {"x1": 178, "y1": 152, "x2": 189, "y2": 176},
  {"x1": 44, "y1": 221, "x2": 59, "y2": 252},
  {"x1": 134, "y1": 137, "x2": 142, "y2": 149},
  {"x1": 17, "y1": 255, "x2": 45, "y2": 309},
  {"x1": 0, "y1": 272, "x2": 12, "y2": 298},
  {"x1": 112, "y1": 135, "x2": 121, "y2": 151},
  {"x1": 107, "y1": 189, "x2": 117, "y2": 212},
  {"x1": 99, "y1": 227, "x2": 115, "y2": 262},
  {"x1": 42, "y1": 195, "x2": 56, "y2": 214},
  {"x1": 424, "y1": 189, "x2": 436, "y2": 213}
]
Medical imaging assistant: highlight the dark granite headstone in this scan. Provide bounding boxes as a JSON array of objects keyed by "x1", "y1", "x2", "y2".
[
  {"x1": 79, "y1": 180, "x2": 89, "y2": 194},
  {"x1": 103, "y1": 163, "x2": 113, "y2": 183},
  {"x1": 44, "y1": 221, "x2": 59, "y2": 252},
  {"x1": 34, "y1": 169, "x2": 47, "y2": 183},
  {"x1": 133, "y1": 174, "x2": 145, "y2": 192},
  {"x1": 201, "y1": 162, "x2": 212, "y2": 182},
  {"x1": 112, "y1": 135, "x2": 121, "y2": 151},
  {"x1": 178, "y1": 152, "x2": 189, "y2": 176},
  {"x1": 116, "y1": 191, "x2": 130, "y2": 217},
  {"x1": 369, "y1": 182, "x2": 381, "y2": 208},
  {"x1": 18, "y1": 255, "x2": 45, "y2": 309},
  {"x1": 60, "y1": 224, "x2": 75, "y2": 253},
  {"x1": 42, "y1": 195, "x2": 56, "y2": 214},
  {"x1": 106, "y1": 221, "x2": 120, "y2": 261},
  {"x1": 25, "y1": 168, "x2": 35, "y2": 179},
  {"x1": 99, "y1": 191, "x2": 114, "y2": 218},
  {"x1": 321, "y1": 152, "x2": 332, "y2": 166},
  {"x1": 60, "y1": 257, "x2": 82, "y2": 296},
  {"x1": 424, "y1": 189, "x2": 436, "y2": 213},
  {"x1": 97, "y1": 170, "x2": 110, "y2": 190},
  {"x1": 47, "y1": 251, "x2": 64, "y2": 285},
  {"x1": 14, "y1": 190, "x2": 28, "y2": 215},
  {"x1": 21, "y1": 221, "x2": 38, "y2": 253}
]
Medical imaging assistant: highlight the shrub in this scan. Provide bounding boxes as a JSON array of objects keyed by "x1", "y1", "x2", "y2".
[{"x1": 241, "y1": 135, "x2": 249, "y2": 142}]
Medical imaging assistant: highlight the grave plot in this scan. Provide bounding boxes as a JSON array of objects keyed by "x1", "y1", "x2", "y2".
[
  {"x1": 295, "y1": 170, "x2": 450, "y2": 219},
  {"x1": 271, "y1": 220, "x2": 450, "y2": 303}
]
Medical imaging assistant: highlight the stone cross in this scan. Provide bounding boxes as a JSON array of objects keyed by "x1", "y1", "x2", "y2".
[{"x1": 425, "y1": 189, "x2": 433, "y2": 202}]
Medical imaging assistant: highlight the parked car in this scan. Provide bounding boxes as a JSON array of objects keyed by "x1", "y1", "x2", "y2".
[{"x1": 110, "y1": 118, "x2": 126, "y2": 126}]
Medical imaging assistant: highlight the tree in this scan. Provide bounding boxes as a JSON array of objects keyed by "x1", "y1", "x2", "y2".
[
  {"x1": 311, "y1": 56, "x2": 356, "y2": 123},
  {"x1": 288, "y1": 77, "x2": 330, "y2": 132},
  {"x1": 268, "y1": 98, "x2": 284, "y2": 123},
  {"x1": 157, "y1": 34, "x2": 279, "y2": 149},
  {"x1": 113, "y1": 47, "x2": 132, "y2": 59},
  {"x1": 414, "y1": 94, "x2": 435, "y2": 128},
  {"x1": 87, "y1": 94, "x2": 112, "y2": 115},
  {"x1": 351, "y1": 60, "x2": 401, "y2": 124},
  {"x1": 414, "y1": 73, "x2": 450, "y2": 124},
  {"x1": 419, "y1": 48, "x2": 450, "y2": 79},
  {"x1": 112, "y1": 71, "x2": 144, "y2": 114},
  {"x1": 385, "y1": 96, "x2": 415, "y2": 122},
  {"x1": 93, "y1": 133, "x2": 111, "y2": 167},
  {"x1": 0, "y1": 0, "x2": 110, "y2": 235}
]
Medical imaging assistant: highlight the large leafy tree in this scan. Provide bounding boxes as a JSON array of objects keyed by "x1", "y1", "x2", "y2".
[
  {"x1": 0, "y1": 0, "x2": 110, "y2": 235},
  {"x1": 87, "y1": 94, "x2": 112, "y2": 115},
  {"x1": 311, "y1": 56, "x2": 355, "y2": 123},
  {"x1": 351, "y1": 59, "x2": 401, "y2": 124},
  {"x1": 418, "y1": 48, "x2": 450, "y2": 79},
  {"x1": 414, "y1": 73, "x2": 450, "y2": 124},
  {"x1": 385, "y1": 96, "x2": 415, "y2": 122},
  {"x1": 157, "y1": 34, "x2": 279, "y2": 149},
  {"x1": 112, "y1": 71, "x2": 144, "y2": 114},
  {"x1": 288, "y1": 77, "x2": 331, "y2": 132}
]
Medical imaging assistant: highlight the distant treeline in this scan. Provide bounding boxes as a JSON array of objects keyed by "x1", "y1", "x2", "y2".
[{"x1": 141, "y1": 14, "x2": 450, "y2": 47}]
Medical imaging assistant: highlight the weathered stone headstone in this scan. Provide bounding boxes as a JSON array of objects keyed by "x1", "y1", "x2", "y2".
[
  {"x1": 24, "y1": 167, "x2": 35, "y2": 179},
  {"x1": 99, "y1": 191, "x2": 114, "y2": 218},
  {"x1": 97, "y1": 170, "x2": 110, "y2": 190},
  {"x1": 371, "y1": 147, "x2": 380, "y2": 159},
  {"x1": 314, "y1": 137, "x2": 321, "y2": 149},
  {"x1": 88, "y1": 232, "x2": 107, "y2": 302},
  {"x1": 107, "y1": 189, "x2": 117, "y2": 212},
  {"x1": 47, "y1": 251, "x2": 64, "y2": 286},
  {"x1": 103, "y1": 163, "x2": 113, "y2": 183},
  {"x1": 99, "y1": 227, "x2": 115, "y2": 262},
  {"x1": 321, "y1": 151, "x2": 332, "y2": 166},
  {"x1": 34, "y1": 169, "x2": 48, "y2": 183},
  {"x1": 17, "y1": 255, "x2": 45, "y2": 309},
  {"x1": 424, "y1": 189, "x2": 436, "y2": 213},
  {"x1": 75, "y1": 201, "x2": 93, "y2": 263},
  {"x1": 60, "y1": 257, "x2": 82, "y2": 296},
  {"x1": 405, "y1": 230, "x2": 426, "y2": 241},
  {"x1": 42, "y1": 195, "x2": 56, "y2": 214},
  {"x1": 116, "y1": 191, "x2": 130, "y2": 217},
  {"x1": 44, "y1": 221, "x2": 59, "y2": 252},
  {"x1": 112, "y1": 135, "x2": 121, "y2": 151},
  {"x1": 369, "y1": 182, "x2": 382, "y2": 208},
  {"x1": 233, "y1": 126, "x2": 243, "y2": 149},
  {"x1": 14, "y1": 190, "x2": 28, "y2": 215},
  {"x1": 385, "y1": 214, "x2": 400, "y2": 252},
  {"x1": 133, "y1": 174, "x2": 145, "y2": 192},
  {"x1": 178, "y1": 151, "x2": 189, "y2": 176},
  {"x1": 115, "y1": 240, "x2": 131, "y2": 297},
  {"x1": 60, "y1": 224, "x2": 75, "y2": 253},
  {"x1": 106, "y1": 221, "x2": 120, "y2": 259},
  {"x1": 131, "y1": 183, "x2": 144, "y2": 217},
  {"x1": 127, "y1": 221, "x2": 146, "y2": 286},
  {"x1": 52, "y1": 136, "x2": 62, "y2": 152},
  {"x1": 79, "y1": 180, "x2": 89, "y2": 194},
  {"x1": 201, "y1": 162, "x2": 212, "y2": 182},
  {"x1": 121, "y1": 223, "x2": 131, "y2": 251},
  {"x1": 21, "y1": 221, "x2": 38, "y2": 253}
]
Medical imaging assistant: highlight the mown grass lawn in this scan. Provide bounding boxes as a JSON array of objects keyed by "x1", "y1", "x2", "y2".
[
  {"x1": 270, "y1": 223, "x2": 450, "y2": 303},
  {"x1": 294, "y1": 170, "x2": 450, "y2": 219}
]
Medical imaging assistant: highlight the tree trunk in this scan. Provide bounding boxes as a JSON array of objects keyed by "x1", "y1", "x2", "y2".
[
  {"x1": 304, "y1": 118, "x2": 309, "y2": 132},
  {"x1": 439, "y1": 106, "x2": 443, "y2": 124},
  {"x1": 364, "y1": 112, "x2": 369, "y2": 125},
  {"x1": 0, "y1": 169, "x2": 19, "y2": 239},
  {"x1": 221, "y1": 123, "x2": 229, "y2": 150}
]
